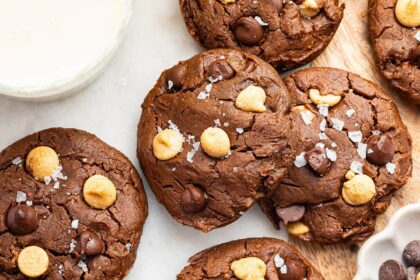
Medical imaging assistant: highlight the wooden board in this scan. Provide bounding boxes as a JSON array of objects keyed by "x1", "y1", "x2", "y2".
[{"x1": 287, "y1": 1, "x2": 420, "y2": 279}]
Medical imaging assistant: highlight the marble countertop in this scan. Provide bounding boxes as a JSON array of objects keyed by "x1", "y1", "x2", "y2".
[{"x1": 0, "y1": 0, "x2": 288, "y2": 278}]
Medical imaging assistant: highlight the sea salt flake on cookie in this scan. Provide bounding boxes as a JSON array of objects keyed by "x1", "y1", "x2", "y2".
[
  {"x1": 16, "y1": 191, "x2": 27, "y2": 203},
  {"x1": 12, "y1": 157, "x2": 22, "y2": 165},
  {"x1": 357, "y1": 142, "x2": 367, "y2": 159},
  {"x1": 320, "y1": 119, "x2": 327, "y2": 131},
  {"x1": 274, "y1": 254, "x2": 285, "y2": 268},
  {"x1": 386, "y1": 162, "x2": 396, "y2": 174},
  {"x1": 372, "y1": 130, "x2": 381, "y2": 135},
  {"x1": 326, "y1": 148, "x2": 337, "y2": 161},
  {"x1": 255, "y1": 16, "x2": 268, "y2": 26},
  {"x1": 301, "y1": 111, "x2": 314, "y2": 125},
  {"x1": 214, "y1": 119, "x2": 221, "y2": 127},
  {"x1": 331, "y1": 118, "x2": 344, "y2": 131},
  {"x1": 319, "y1": 132, "x2": 328, "y2": 140},
  {"x1": 236, "y1": 127, "x2": 244, "y2": 134},
  {"x1": 294, "y1": 152, "x2": 307, "y2": 168},
  {"x1": 77, "y1": 260, "x2": 88, "y2": 272},
  {"x1": 318, "y1": 104, "x2": 329, "y2": 117},
  {"x1": 415, "y1": 31, "x2": 420, "y2": 42},
  {"x1": 348, "y1": 131, "x2": 363, "y2": 143},
  {"x1": 346, "y1": 108, "x2": 356, "y2": 117},
  {"x1": 71, "y1": 220, "x2": 79, "y2": 229},
  {"x1": 350, "y1": 161, "x2": 364, "y2": 174}
]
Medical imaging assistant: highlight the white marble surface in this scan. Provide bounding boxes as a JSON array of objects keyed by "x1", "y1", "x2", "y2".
[{"x1": 0, "y1": 0, "x2": 288, "y2": 278}]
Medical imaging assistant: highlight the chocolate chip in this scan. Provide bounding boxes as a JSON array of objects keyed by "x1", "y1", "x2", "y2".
[
  {"x1": 278, "y1": 259, "x2": 307, "y2": 280},
  {"x1": 6, "y1": 204, "x2": 38, "y2": 235},
  {"x1": 404, "y1": 240, "x2": 420, "y2": 267},
  {"x1": 209, "y1": 59, "x2": 235, "y2": 80},
  {"x1": 180, "y1": 185, "x2": 207, "y2": 213},
  {"x1": 367, "y1": 134, "x2": 395, "y2": 166},
  {"x1": 275, "y1": 205, "x2": 305, "y2": 225},
  {"x1": 166, "y1": 64, "x2": 185, "y2": 92},
  {"x1": 379, "y1": 259, "x2": 405, "y2": 280},
  {"x1": 75, "y1": 230, "x2": 104, "y2": 256},
  {"x1": 305, "y1": 147, "x2": 330, "y2": 176},
  {"x1": 407, "y1": 266, "x2": 420, "y2": 280},
  {"x1": 233, "y1": 17, "x2": 265, "y2": 46}
]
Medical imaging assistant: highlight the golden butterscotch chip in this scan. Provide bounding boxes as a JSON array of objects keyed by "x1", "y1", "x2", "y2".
[
  {"x1": 231, "y1": 257, "x2": 266, "y2": 280},
  {"x1": 26, "y1": 146, "x2": 59, "y2": 180},
  {"x1": 308, "y1": 88, "x2": 342, "y2": 107},
  {"x1": 153, "y1": 129, "x2": 184, "y2": 160},
  {"x1": 395, "y1": 0, "x2": 420, "y2": 27},
  {"x1": 18, "y1": 246, "x2": 49, "y2": 278},
  {"x1": 83, "y1": 175, "x2": 117, "y2": 209},
  {"x1": 287, "y1": 222, "x2": 310, "y2": 236},
  {"x1": 342, "y1": 173, "x2": 376, "y2": 206},
  {"x1": 299, "y1": 0, "x2": 321, "y2": 18},
  {"x1": 235, "y1": 85, "x2": 267, "y2": 113},
  {"x1": 200, "y1": 127, "x2": 231, "y2": 158}
]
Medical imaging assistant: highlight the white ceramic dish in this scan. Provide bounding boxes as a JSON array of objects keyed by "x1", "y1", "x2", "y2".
[
  {"x1": 0, "y1": 0, "x2": 133, "y2": 102},
  {"x1": 354, "y1": 203, "x2": 420, "y2": 280}
]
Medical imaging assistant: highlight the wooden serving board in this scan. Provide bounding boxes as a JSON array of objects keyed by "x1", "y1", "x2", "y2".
[{"x1": 288, "y1": 1, "x2": 420, "y2": 279}]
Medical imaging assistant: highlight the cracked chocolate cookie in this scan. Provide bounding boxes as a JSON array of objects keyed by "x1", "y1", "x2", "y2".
[
  {"x1": 177, "y1": 238, "x2": 324, "y2": 280},
  {"x1": 259, "y1": 67, "x2": 412, "y2": 244},
  {"x1": 368, "y1": 0, "x2": 420, "y2": 103},
  {"x1": 137, "y1": 49, "x2": 295, "y2": 232},
  {"x1": 179, "y1": 0, "x2": 344, "y2": 72},
  {"x1": 0, "y1": 128, "x2": 148, "y2": 279}
]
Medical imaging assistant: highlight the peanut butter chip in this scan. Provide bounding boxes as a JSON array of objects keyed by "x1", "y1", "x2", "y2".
[
  {"x1": 342, "y1": 173, "x2": 376, "y2": 206},
  {"x1": 235, "y1": 85, "x2": 267, "y2": 112},
  {"x1": 26, "y1": 146, "x2": 59, "y2": 180},
  {"x1": 153, "y1": 129, "x2": 184, "y2": 160},
  {"x1": 200, "y1": 127, "x2": 231, "y2": 158},
  {"x1": 231, "y1": 257, "x2": 266, "y2": 280},
  {"x1": 299, "y1": 0, "x2": 321, "y2": 17},
  {"x1": 308, "y1": 88, "x2": 342, "y2": 107},
  {"x1": 287, "y1": 222, "x2": 310, "y2": 236},
  {"x1": 395, "y1": 0, "x2": 420, "y2": 27},
  {"x1": 18, "y1": 246, "x2": 49, "y2": 278},
  {"x1": 83, "y1": 175, "x2": 117, "y2": 209}
]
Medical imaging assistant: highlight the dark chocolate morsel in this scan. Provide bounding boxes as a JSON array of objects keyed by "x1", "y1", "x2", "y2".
[
  {"x1": 233, "y1": 17, "x2": 265, "y2": 46},
  {"x1": 180, "y1": 185, "x2": 207, "y2": 213},
  {"x1": 166, "y1": 64, "x2": 185, "y2": 92},
  {"x1": 305, "y1": 147, "x2": 330, "y2": 176},
  {"x1": 379, "y1": 259, "x2": 405, "y2": 280},
  {"x1": 275, "y1": 205, "x2": 305, "y2": 225},
  {"x1": 209, "y1": 59, "x2": 235, "y2": 80},
  {"x1": 367, "y1": 134, "x2": 395, "y2": 166},
  {"x1": 6, "y1": 204, "x2": 38, "y2": 235},
  {"x1": 278, "y1": 259, "x2": 307, "y2": 280},
  {"x1": 403, "y1": 240, "x2": 420, "y2": 267},
  {"x1": 75, "y1": 230, "x2": 104, "y2": 256}
]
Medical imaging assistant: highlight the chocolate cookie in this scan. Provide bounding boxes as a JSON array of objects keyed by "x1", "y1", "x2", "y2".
[
  {"x1": 179, "y1": 0, "x2": 344, "y2": 71},
  {"x1": 137, "y1": 49, "x2": 295, "y2": 232},
  {"x1": 0, "y1": 128, "x2": 148, "y2": 279},
  {"x1": 259, "y1": 67, "x2": 412, "y2": 244},
  {"x1": 368, "y1": 0, "x2": 420, "y2": 103},
  {"x1": 177, "y1": 238, "x2": 324, "y2": 280}
]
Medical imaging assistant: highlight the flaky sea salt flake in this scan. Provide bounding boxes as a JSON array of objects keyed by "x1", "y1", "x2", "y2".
[
  {"x1": 77, "y1": 260, "x2": 88, "y2": 273},
  {"x1": 357, "y1": 142, "x2": 367, "y2": 159},
  {"x1": 236, "y1": 128, "x2": 244, "y2": 134},
  {"x1": 326, "y1": 148, "x2": 337, "y2": 161},
  {"x1": 12, "y1": 157, "x2": 22, "y2": 165},
  {"x1": 346, "y1": 108, "x2": 356, "y2": 117},
  {"x1": 350, "y1": 161, "x2": 364, "y2": 174},
  {"x1": 16, "y1": 191, "x2": 27, "y2": 203},
  {"x1": 71, "y1": 220, "x2": 79, "y2": 229},
  {"x1": 255, "y1": 16, "x2": 268, "y2": 26},
  {"x1": 386, "y1": 162, "x2": 396, "y2": 174},
  {"x1": 294, "y1": 152, "x2": 307, "y2": 168},
  {"x1": 331, "y1": 118, "x2": 344, "y2": 131},
  {"x1": 274, "y1": 254, "x2": 285, "y2": 268},
  {"x1": 348, "y1": 131, "x2": 363, "y2": 143},
  {"x1": 318, "y1": 104, "x2": 329, "y2": 117}
]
